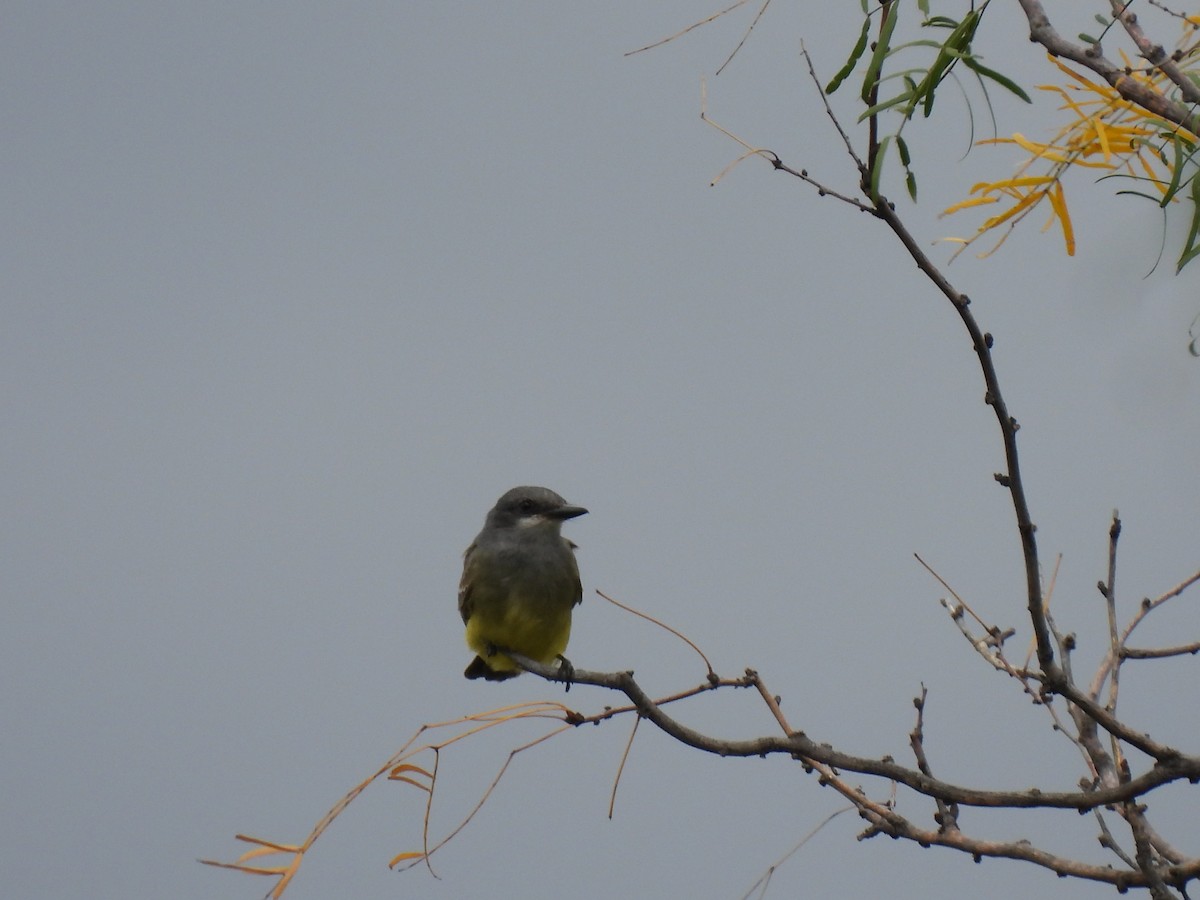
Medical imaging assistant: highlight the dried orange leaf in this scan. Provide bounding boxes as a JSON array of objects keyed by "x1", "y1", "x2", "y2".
[
  {"x1": 388, "y1": 851, "x2": 426, "y2": 868},
  {"x1": 388, "y1": 763, "x2": 433, "y2": 780}
]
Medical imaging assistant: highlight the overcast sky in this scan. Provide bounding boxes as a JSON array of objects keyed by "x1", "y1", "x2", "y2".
[{"x1": 4, "y1": 3, "x2": 1198, "y2": 899}]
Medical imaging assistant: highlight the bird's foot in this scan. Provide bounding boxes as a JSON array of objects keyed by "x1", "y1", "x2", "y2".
[{"x1": 555, "y1": 654, "x2": 575, "y2": 692}]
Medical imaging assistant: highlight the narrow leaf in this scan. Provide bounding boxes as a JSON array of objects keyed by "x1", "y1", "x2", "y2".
[
  {"x1": 827, "y1": 17, "x2": 871, "y2": 94},
  {"x1": 870, "y1": 135, "x2": 891, "y2": 199},
  {"x1": 1176, "y1": 176, "x2": 1200, "y2": 272},
  {"x1": 1048, "y1": 180, "x2": 1076, "y2": 255},
  {"x1": 1161, "y1": 135, "x2": 1187, "y2": 205},
  {"x1": 861, "y1": 2, "x2": 899, "y2": 104},
  {"x1": 388, "y1": 851, "x2": 427, "y2": 868},
  {"x1": 961, "y1": 56, "x2": 1032, "y2": 103},
  {"x1": 858, "y1": 91, "x2": 918, "y2": 121},
  {"x1": 942, "y1": 195, "x2": 1000, "y2": 215}
]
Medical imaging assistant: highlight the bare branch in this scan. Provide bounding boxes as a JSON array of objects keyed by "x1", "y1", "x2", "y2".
[
  {"x1": 1090, "y1": 567, "x2": 1200, "y2": 697},
  {"x1": 1014, "y1": 0, "x2": 1200, "y2": 133},
  {"x1": 510, "y1": 654, "x2": 1200, "y2": 812},
  {"x1": 909, "y1": 685, "x2": 959, "y2": 833},
  {"x1": 1107, "y1": 0, "x2": 1200, "y2": 104},
  {"x1": 510, "y1": 655, "x2": 1200, "y2": 892},
  {"x1": 1122, "y1": 641, "x2": 1200, "y2": 659},
  {"x1": 800, "y1": 41, "x2": 869, "y2": 181}
]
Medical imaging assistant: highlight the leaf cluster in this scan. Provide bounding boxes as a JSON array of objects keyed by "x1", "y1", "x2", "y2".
[{"x1": 826, "y1": 0, "x2": 1030, "y2": 201}]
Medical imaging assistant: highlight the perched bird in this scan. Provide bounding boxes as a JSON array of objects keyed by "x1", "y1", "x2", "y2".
[{"x1": 458, "y1": 486, "x2": 587, "y2": 681}]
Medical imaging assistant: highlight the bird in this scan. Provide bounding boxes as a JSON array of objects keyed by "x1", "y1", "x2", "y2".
[{"x1": 458, "y1": 486, "x2": 587, "y2": 682}]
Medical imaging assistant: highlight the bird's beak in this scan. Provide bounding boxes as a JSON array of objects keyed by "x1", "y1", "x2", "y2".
[{"x1": 548, "y1": 504, "x2": 588, "y2": 521}]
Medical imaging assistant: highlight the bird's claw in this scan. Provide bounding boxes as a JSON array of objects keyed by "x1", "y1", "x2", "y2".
[{"x1": 555, "y1": 654, "x2": 575, "y2": 692}]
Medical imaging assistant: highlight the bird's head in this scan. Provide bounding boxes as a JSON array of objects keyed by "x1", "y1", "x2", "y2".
[{"x1": 486, "y1": 486, "x2": 588, "y2": 532}]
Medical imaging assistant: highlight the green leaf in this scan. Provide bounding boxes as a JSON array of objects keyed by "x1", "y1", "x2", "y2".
[
  {"x1": 1161, "y1": 135, "x2": 1188, "y2": 206},
  {"x1": 1114, "y1": 189, "x2": 1165, "y2": 202},
  {"x1": 921, "y1": 10, "x2": 981, "y2": 117},
  {"x1": 1175, "y1": 239, "x2": 1200, "y2": 273},
  {"x1": 827, "y1": 16, "x2": 871, "y2": 94},
  {"x1": 1176, "y1": 175, "x2": 1200, "y2": 273},
  {"x1": 870, "y1": 134, "x2": 891, "y2": 199},
  {"x1": 961, "y1": 56, "x2": 1032, "y2": 103},
  {"x1": 893, "y1": 134, "x2": 916, "y2": 200},
  {"x1": 861, "y1": 1, "x2": 899, "y2": 104},
  {"x1": 858, "y1": 91, "x2": 918, "y2": 121}
]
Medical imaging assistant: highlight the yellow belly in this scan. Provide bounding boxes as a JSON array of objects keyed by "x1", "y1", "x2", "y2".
[{"x1": 464, "y1": 597, "x2": 573, "y2": 674}]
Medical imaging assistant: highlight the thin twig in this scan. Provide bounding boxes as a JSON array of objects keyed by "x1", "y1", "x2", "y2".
[
  {"x1": 716, "y1": 0, "x2": 772, "y2": 76},
  {"x1": 739, "y1": 807, "x2": 853, "y2": 900},
  {"x1": 596, "y1": 589, "x2": 716, "y2": 678},
  {"x1": 609, "y1": 715, "x2": 641, "y2": 818},
  {"x1": 625, "y1": 0, "x2": 754, "y2": 57},
  {"x1": 909, "y1": 685, "x2": 959, "y2": 832},
  {"x1": 800, "y1": 42, "x2": 869, "y2": 179},
  {"x1": 1102, "y1": 511, "x2": 1122, "y2": 714}
]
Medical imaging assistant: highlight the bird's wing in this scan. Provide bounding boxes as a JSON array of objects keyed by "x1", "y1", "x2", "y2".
[
  {"x1": 567, "y1": 539, "x2": 583, "y2": 607},
  {"x1": 458, "y1": 541, "x2": 477, "y2": 625}
]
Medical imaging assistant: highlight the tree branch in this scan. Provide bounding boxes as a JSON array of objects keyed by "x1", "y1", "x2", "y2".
[
  {"x1": 511, "y1": 654, "x2": 1200, "y2": 811},
  {"x1": 1015, "y1": 0, "x2": 1200, "y2": 134}
]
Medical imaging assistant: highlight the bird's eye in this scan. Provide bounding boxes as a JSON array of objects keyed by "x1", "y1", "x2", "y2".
[{"x1": 518, "y1": 498, "x2": 535, "y2": 513}]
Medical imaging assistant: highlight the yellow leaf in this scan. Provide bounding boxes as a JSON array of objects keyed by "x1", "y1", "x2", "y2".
[
  {"x1": 1010, "y1": 133, "x2": 1071, "y2": 162},
  {"x1": 1008, "y1": 132, "x2": 1050, "y2": 152},
  {"x1": 1048, "y1": 55, "x2": 1118, "y2": 99},
  {"x1": 980, "y1": 188, "x2": 1045, "y2": 230},
  {"x1": 982, "y1": 176, "x2": 1055, "y2": 190},
  {"x1": 235, "y1": 834, "x2": 300, "y2": 850},
  {"x1": 942, "y1": 196, "x2": 1000, "y2": 215},
  {"x1": 1037, "y1": 84, "x2": 1089, "y2": 119},
  {"x1": 234, "y1": 845, "x2": 295, "y2": 864},
  {"x1": 1047, "y1": 181, "x2": 1076, "y2": 255},
  {"x1": 1091, "y1": 117, "x2": 1112, "y2": 161}
]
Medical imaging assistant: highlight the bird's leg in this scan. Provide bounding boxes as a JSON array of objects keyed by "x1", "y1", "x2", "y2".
[{"x1": 554, "y1": 654, "x2": 575, "y2": 692}]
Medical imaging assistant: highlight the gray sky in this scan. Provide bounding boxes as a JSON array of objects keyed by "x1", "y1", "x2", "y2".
[{"x1": 3, "y1": 3, "x2": 1197, "y2": 899}]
